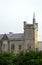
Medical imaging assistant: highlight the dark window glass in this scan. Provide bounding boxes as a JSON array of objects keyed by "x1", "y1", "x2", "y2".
[
  {"x1": 36, "y1": 48, "x2": 38, "y2": 51},
  {"x1": 19, "y1": 45, "x2": 22, "y2": 50},
  {"x1": 11, "y1": 44, "x2": 15, "y2": 50},
  {"x1": 27, "y1": 44, "x2": 31, "y2": 50}
]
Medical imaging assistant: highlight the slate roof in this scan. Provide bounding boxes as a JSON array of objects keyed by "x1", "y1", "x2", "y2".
[{"x1": 0, "y1": 33, "x2": 24, "y2": 41}]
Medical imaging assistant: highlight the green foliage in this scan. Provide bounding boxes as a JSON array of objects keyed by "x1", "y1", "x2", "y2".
[{"x1": 0, "y1": 51, "x2": 42, "y2": 65}]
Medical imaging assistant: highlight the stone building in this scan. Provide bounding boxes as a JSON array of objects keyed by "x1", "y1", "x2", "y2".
[
  {"x1": 0, "y1": 14, "x2": 39, "y2": 53},
  {"x1": 37, "y1": 41, "x2": 42, "y2": 51}
]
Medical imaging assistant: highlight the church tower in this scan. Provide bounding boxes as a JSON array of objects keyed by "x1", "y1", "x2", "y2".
[
  {"x1": 33, "y1": 13, "x2": 38, "y2": 50},
  {"x1": 24, "y1": 13, "x2": 38, "y2": 51}
]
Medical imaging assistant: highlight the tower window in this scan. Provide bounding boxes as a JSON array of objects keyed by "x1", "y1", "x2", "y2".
[
  {"x1": 36, "y1": 48, "x2": 38, "y2": 51},
  {"x1": 27, "y1": 43, "x2": 31, "y2": 50}
]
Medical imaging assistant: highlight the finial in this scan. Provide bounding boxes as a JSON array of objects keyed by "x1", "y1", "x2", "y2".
[
  {"x1": 33, "y1": 12, "x2": 35, "y2": 19},
  {"x1": 33, "y1": 12, "x2": 36, "y2": 24}
]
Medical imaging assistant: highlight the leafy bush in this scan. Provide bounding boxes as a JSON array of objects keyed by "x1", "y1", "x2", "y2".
[{"x1": 0, "y1": 51, "x2": 42, "y2": 65}]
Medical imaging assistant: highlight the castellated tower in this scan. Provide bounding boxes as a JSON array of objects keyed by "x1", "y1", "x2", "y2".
[{"x1": 24, "y1": 14, "x2": 38, "y2": 51}]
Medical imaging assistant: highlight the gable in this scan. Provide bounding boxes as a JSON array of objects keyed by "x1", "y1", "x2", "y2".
[{"x1": 1, "y1": 34, "x2": 9, "y2": 40}]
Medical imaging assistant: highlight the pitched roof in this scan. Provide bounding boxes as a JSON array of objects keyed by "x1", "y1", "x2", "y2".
[{"x1": 0, "y1": 33, "x2": 24, "y2": 41}]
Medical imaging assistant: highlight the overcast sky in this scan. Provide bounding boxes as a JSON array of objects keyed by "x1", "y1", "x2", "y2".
[{"x1": 0, "y1": 0, "x2": 42, "y2": 40}]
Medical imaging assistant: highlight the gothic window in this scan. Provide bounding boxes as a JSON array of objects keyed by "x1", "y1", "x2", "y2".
[
  {"x1": 11, "y1": 44, "x2": 15, "y2": 50},
  {"x1": 2, "y1": 44, "x2": 5, "y2": 50},
  {"x1": 19, "y1": 45, "x2": 22, "y2": 50},
  {"x1": 2, "y1": 41, "x2": 7, "y2": 52}
]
